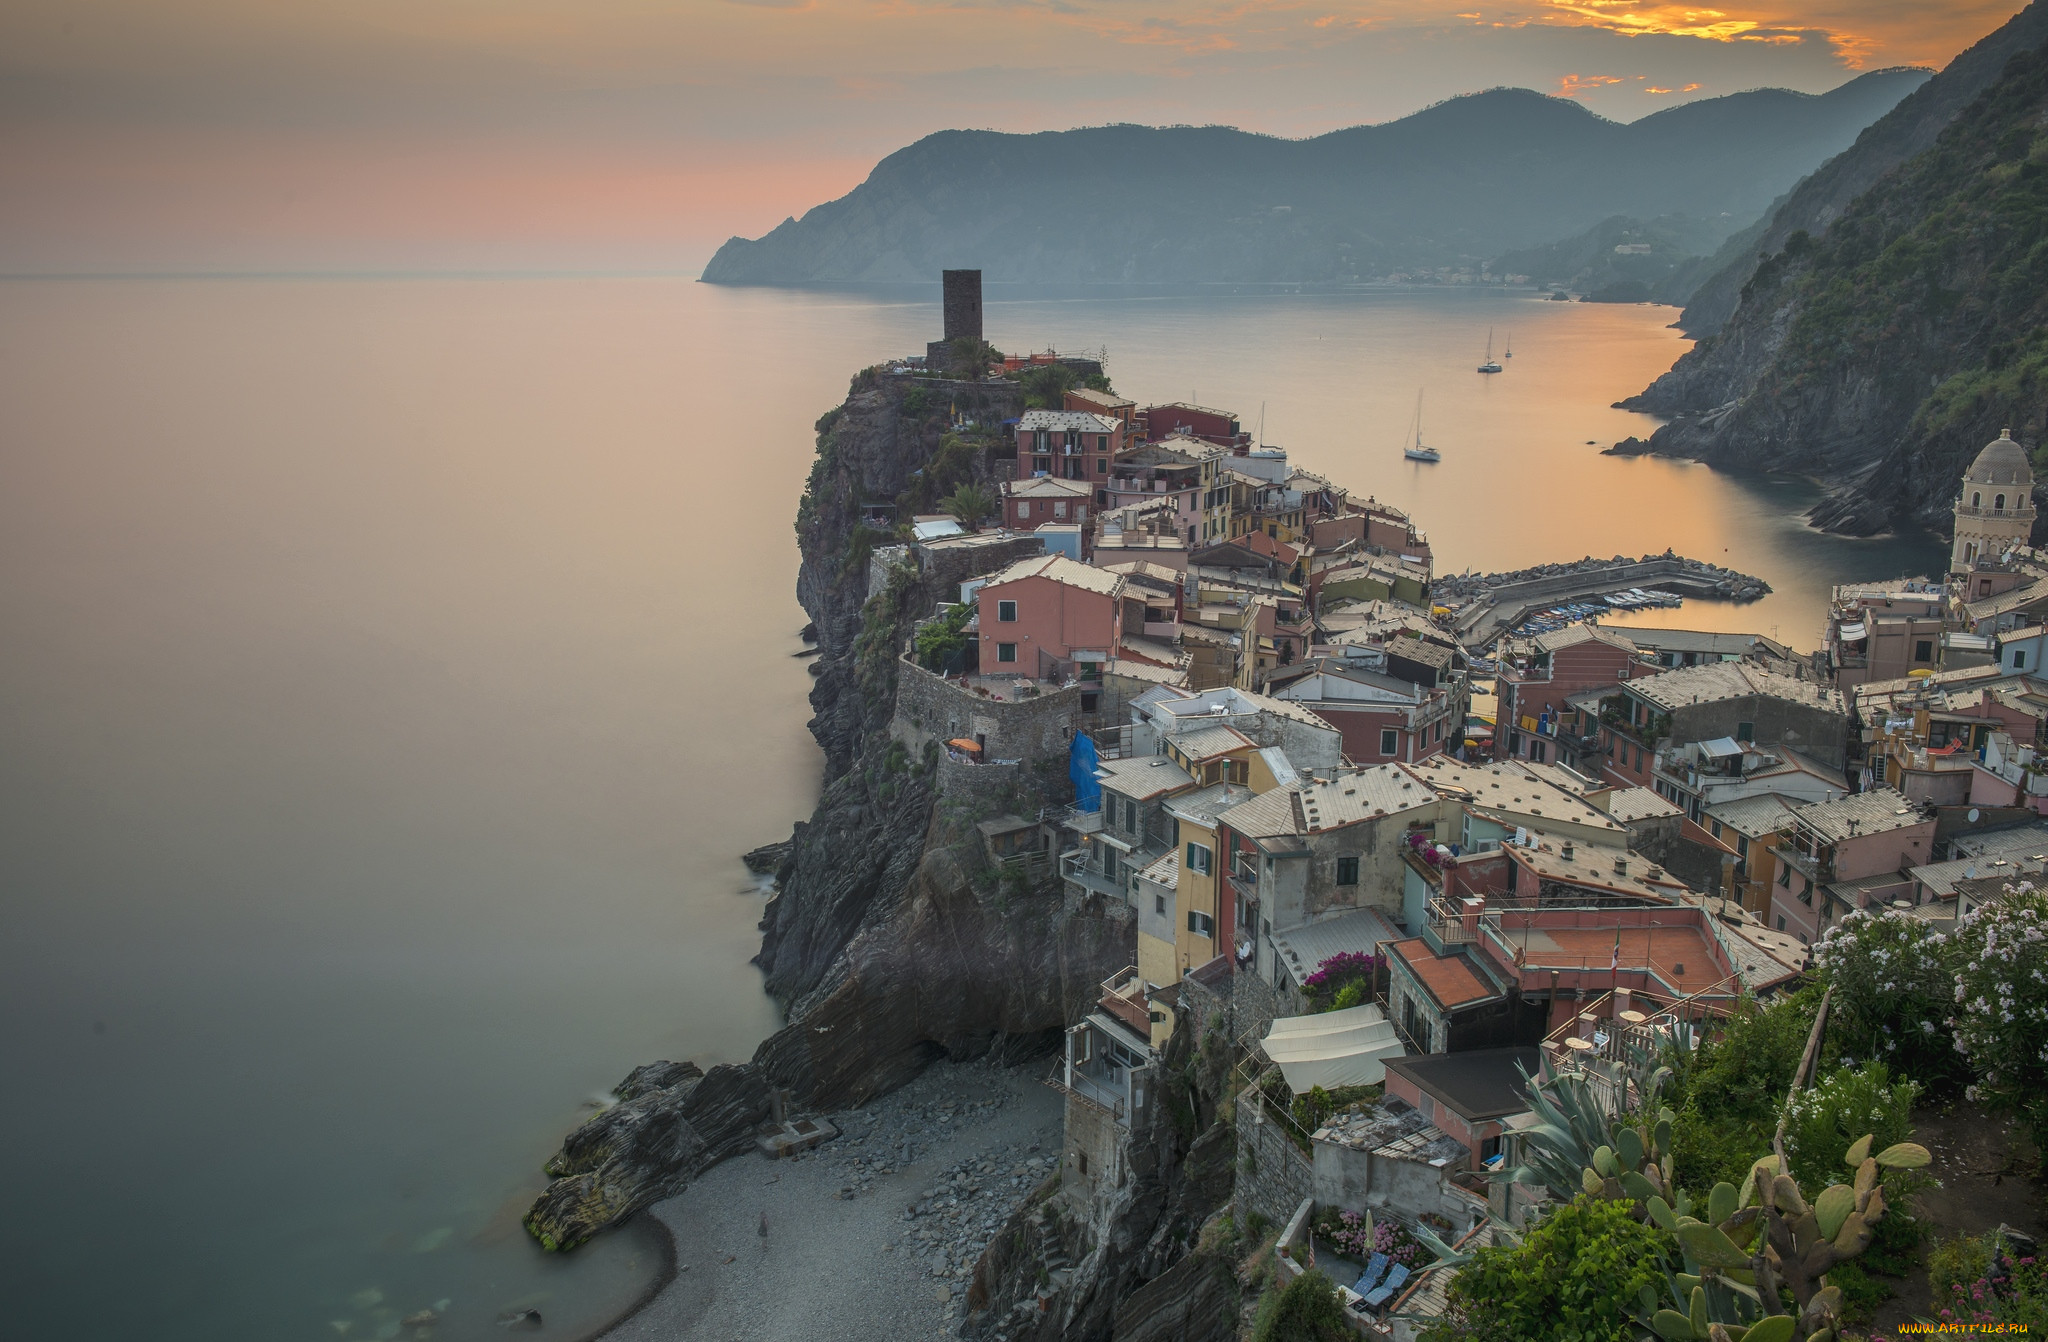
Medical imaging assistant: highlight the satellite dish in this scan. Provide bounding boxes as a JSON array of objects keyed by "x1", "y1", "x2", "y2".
[{"x1": 1969, "y1": 808, "x2": 1982, "y2": 822}]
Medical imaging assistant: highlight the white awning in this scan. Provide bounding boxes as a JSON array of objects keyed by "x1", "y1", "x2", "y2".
[
  {"x1": 1838, "y1": 622, "x2": 1867, "y2": 642},
  {"x1": 1261, "y1": 1004, "x2": 1408, "y2": 1094},
  {"x1": 1699, "y1": 736, "x2": 1744, "y2": 759}
]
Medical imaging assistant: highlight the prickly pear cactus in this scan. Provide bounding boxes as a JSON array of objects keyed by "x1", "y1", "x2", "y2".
[{"x1": 1636, "y1": 1134, "x2": 1931, "y2": 1342}]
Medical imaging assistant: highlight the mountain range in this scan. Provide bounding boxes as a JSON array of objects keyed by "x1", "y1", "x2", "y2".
[
  {"x1": 700, "y1": 72, "x2": 1929, "y2": 286},
  {"x1": 1615, "y1": 0, "x2": 2048, "y2": 538}
]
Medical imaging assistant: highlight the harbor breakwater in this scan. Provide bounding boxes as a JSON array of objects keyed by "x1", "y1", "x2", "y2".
[{"x1": 1439, "y1": 552, "x2": 1771, "y2": 645}]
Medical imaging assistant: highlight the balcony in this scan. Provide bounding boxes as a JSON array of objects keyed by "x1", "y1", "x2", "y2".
[
  {"x1": 1771, "y1": 842, "x2": 1832, "y2": 885},
  {"x1": 1426, "y1": 897, "x2": 1477, "y2": 945},
  {"x1": 1098, "y1": 967, "x2": 1155, "y2": 1037},
  {"x1": 1061, "y1": 849, "x2": 1128, "y2": 901}
]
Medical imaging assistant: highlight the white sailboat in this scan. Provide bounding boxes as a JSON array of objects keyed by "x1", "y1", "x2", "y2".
[
  {"x1": 1403, "y1": 391, "x2": 1440, "y2": 462},
  {"x1": 1477, "y1": 329, "x2": 1503, "y2": 374}
]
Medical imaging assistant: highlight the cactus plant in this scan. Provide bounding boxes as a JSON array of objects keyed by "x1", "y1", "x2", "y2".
[{"x1": 1635, "y1": 1134, "x2": 1931, "y2": 1342}]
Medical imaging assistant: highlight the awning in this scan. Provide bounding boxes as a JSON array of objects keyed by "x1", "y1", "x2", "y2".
[
  {"x1": 1699, "y1": 736, "x2": 1743, "y2": 759},
  {"x1": 1838, "y1": 622, "x2": 1867, "y2": 641},
  {"x1": 1262, "y1": 1004, "x2": 1408, "y2": 1093},
  {"x1": 947, "y1": 738, "x2": 982, "y2": 752}
]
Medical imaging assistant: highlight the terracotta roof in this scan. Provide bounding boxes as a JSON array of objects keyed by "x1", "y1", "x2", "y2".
[
  {"x1": 984, "y1": 552, "x2": 1125, "y2": 597},
  {"x1": 1388, "y1": 938, "x2": 1500, "y2": 1009},
  {"x1": 1607, "y1": 787, "x2": 1681, "y2": 823}
]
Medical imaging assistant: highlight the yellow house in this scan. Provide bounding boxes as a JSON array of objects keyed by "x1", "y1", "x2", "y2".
[{"x1": 1704, "y1": 793, "x2": 1801, "y2": 918}]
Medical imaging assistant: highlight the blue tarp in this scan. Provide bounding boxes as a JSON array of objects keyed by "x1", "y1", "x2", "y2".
[{"x1": 1069, "y1": 733, "x2": 1102, "y2": 813}]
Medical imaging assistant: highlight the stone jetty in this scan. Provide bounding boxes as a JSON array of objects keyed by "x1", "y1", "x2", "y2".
[{"x1": 1438, "y1": 551, "x2": 1771, "y2": 646}]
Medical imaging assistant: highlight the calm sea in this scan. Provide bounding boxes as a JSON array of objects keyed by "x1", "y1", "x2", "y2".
[{"x1": 0, "y1": 279, "x2": 1941, "y2": 1341}]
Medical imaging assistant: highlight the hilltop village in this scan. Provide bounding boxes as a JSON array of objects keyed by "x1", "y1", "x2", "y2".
[
  {"x1": 528, "y1": 273, "x2": 2048, "y2": 1342},
  {"x1": 826, "y1": 275, "x2": 2048, "y2": 1335}
]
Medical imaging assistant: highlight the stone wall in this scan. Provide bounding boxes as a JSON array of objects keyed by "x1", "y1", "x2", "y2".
[
  {"x1": 1234, "y1": 1086, "x2": 1315, "y2": 1230},
  {"x1": 1451, "y1": 556, "x2": 1769, "y2": 644},
  {"x1": 893, "y1": 657, "x2": 1086, "y2": 768},
  {"x1": 1060, "y1": 1090, "x2": 1126, "y2": 1217},
  {"x1": 1232, "y1": 963, "x2": 1293, "y2": 1048}
]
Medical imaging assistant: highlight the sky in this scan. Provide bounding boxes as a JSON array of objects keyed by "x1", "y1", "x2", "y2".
[{"x1": 0, "y1": 0, "x2": 2025, "y2": 274}]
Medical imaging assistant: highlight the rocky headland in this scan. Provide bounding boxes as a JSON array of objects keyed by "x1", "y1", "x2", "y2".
[{"x1": 1610, "y1": 3, "x2": 2048, "y2": 540}]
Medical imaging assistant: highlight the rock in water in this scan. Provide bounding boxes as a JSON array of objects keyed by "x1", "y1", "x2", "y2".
[
  {"x1": 524, "y1": 1063, "x2": 773, "y2": 1251},
  {"x1": 611, "y1": 1059, "x2": 702, "y2": 1103},
  {"x1": 741, "y1": 839, "x2": 793, "y2": 875}
]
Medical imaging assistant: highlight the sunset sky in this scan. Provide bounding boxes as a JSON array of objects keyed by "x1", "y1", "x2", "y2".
[{"x1": 0, "y1": 0, "x2": 2024, "y2": 273}]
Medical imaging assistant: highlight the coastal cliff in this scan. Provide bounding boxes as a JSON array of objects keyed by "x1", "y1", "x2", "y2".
[
  {"x1": 526, "y1": 367, "x2": 1136, "y2": 1251},
  {"x1": 1615, "y1": 6, "x2": 2048, "y2": 537}
]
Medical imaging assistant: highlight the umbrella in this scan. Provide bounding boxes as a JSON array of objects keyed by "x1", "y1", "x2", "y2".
[{"x1": 946, "y1": 738, "x2": 983, "y2": 752}]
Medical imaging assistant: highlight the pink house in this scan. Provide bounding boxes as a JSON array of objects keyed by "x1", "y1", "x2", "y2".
[
  {"x1": 976, "y1": 554, "x2": 1127, "y2": 681},
  {"x1": 1769, "y1": 787, "x2": 1934, "y2": 946}
]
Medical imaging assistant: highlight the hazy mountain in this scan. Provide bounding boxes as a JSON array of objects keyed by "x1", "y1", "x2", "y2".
[
  {"x1": 701, "y1": 71, "x2": 1929, "y2": 286},
  {"x1": 1615, "y1": 40, "x2": 2048, "y2": 538},
  {"x1": 1670, "y1": 0, "x2": 2048, "y2": 336},
  {"x1": 1490, "y1": 213, "x2": 1737, "y2": 303}
]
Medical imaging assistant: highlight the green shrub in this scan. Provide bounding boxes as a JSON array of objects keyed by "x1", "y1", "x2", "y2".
[
  {"x1": 1252, "y1": 1269, "x2": 1349, "y2": 1342},
  {"x1": 1421, "y1": 1195, "x2": 1668, "y2": 1342}
]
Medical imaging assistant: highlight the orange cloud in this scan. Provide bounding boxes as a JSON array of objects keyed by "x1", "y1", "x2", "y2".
[{"x1": 1557, "y1": 72, "x2": 1628, "y2": 97}]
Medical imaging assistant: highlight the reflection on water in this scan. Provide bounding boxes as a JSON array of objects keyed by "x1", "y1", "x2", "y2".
[{"x1": 0, "y1": 279, "x2": 1941, "y2": 1341}]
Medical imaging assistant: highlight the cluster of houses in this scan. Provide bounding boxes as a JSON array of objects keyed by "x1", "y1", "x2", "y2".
[{"x1": 885, "y1": 288, "x2": 2048, "y2": 1331}]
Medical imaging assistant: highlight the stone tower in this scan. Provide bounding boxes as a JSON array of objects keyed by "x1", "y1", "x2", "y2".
[
  {"x1": 942, "y1": 269, "x2": 982, "y2": 343},
  {"x1": 1952, "y1": 428, "x2": 2037, "y2": 573}
]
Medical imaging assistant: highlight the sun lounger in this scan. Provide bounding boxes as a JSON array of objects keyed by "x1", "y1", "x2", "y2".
[
  {"x1": 1349, "y1": 1252, "x2": 1388, "y2": 1297},
  {"x1": 1363, "y1": 1263, "x2": 1410, "y2": 1309}
]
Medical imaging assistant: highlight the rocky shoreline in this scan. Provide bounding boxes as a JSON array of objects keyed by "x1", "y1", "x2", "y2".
[{"x1": 594, "y1": 1060, "x2": 1063, "y2": 1342}]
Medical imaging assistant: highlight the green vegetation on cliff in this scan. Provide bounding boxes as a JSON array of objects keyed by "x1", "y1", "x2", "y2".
[{"x1": 702, "y1": 74, "x2": 1925, "y2": 286}]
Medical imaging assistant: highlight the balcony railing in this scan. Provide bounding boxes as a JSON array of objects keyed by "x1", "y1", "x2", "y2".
[
  {"x1": 1772, "y1": 842, "x2": 1831, "y2": 884},
  {"x1": 1427, "y1": 897, "x2": 1476, "y2": 944}
]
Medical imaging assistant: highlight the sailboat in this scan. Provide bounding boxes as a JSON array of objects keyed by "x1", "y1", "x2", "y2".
[
  {"x1": 1504, "y1": 333, "x2": 1514, "y2": 359},
  {"x1": 1403, "y1": 391, "x2": 1440, "y2": 462},
  {"x1": 1477, "y1": 329, "x2": 1503, "y2": 374}
]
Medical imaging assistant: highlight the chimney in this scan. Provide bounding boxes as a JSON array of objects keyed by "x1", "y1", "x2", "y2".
[
  {"x1": 1614, "y1": 856, "x2": 1628, "y2": 877},
  {"x1": 1561, "y1": 841, "x2": 1575, "y2": 861}
]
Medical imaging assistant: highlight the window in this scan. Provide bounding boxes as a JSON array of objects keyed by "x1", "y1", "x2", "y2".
[
  {"x1": 997, "y1": 600, "x2": 1018, "y2": 623},
  {"x1": 1336, "y1": 855, "x2": 1360, "y2": 886},
  {"x1": 1915, "y1": 640, "x2": 1933, "y2": 662},
  {"x1": 1778, "y1": 863, "x2": 1790, "y2": 886},
  {"x1": 1185, "y1": 842, "x2": 1213, "y2": 875},
  {"x1": 2018, "y1": 650, "x2": 2030, "y2": 670},
  {"x1": 1053, "y1": 501, "x2": 1067, "y2": 519},
  {"x1": 1736, "y1": 721, "x2": 1754, "y2": 742},
  {"x1": 1016, "y1": 503, "x2": 1030, "y2": 519},
  {"x1": 1154, "y1": 892, "x2": 1166, "y2": 915},
  {"x1": 1096, "y1": 458, "x2": 1108, "y2": 474},
  {"x1": 1034, "y1": 456, "x2": 1051, "y2": 475},
  {"x1": 1188, "y1": 911, "x2": 1214, "y2": 938},
  {"x1": 996, "y1": 642, "x2": 1017, "y2": 663},
  {"x1": 1973, "y1": 492, "x2": 1982, "y2": 507},
  {"x1": 1777, "y1": 915, "x2": 1786, "y2": 931},
  {"x1": 1997, "y1": 493, "x2": 2008, "y2": 510},
  {"x1": 1379, "y1": 728, "x2": 1399, "y2": 756},
  {"x1": 1737, "y1": 834, "x2": 1749, "y2": 861}
]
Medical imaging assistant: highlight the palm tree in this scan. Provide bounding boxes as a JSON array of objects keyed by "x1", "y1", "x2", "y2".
[{"x1": 940, "y1": 483, "x2": 995, "y2": 530}]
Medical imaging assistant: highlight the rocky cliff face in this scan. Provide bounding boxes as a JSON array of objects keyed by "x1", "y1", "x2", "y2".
[
  {"x1": 1617, "y1": 39, "x2": 2048, "y2": 537},
  {"x1": 962, "y1": 1004, "x2": 1243, "y2": 1342},
  {"x1": 526, "y1": 368, "x2": 1139, "y2": 1251},
  {"x1": 1671, "y1": 2, "x2": 2048, "y2": 338}
]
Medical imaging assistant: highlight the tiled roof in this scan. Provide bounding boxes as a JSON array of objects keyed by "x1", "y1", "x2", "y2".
[
  {"x1": 1163, "y1": 782, "x2": 1255, "y2": 827},
  {"x1": 1270, "y1": 907, "x2": 1406, "y2": 982},
  {"x1": 984, "y1": 552, "x2": 1125, "y2": 596},
  {"x1": 1018, "y1": 409, "x2": 1118, "y2": 432},
  {"x1": 1507, "y1": 842, "x2": 1689, "y2": 899},
  {"x1": 1403, "y1": 757, "x2": 1625, "y2": 835},
  {"x1": 1388, "y1": 938, "x2": 1500, "y2": 1008},
  {"x1": 1705, "y1": 793, "x2": 1802, "y2": 839},
  {"x1": 1170, "y1": 723, "x2": 1257, "y2": 761},
  {"x1": 1793, "y1": 787, "x2": 1927, "y2": 844},
  {"x1": 1096, "y1": 755, "x2": 1196, "y2": 800},
  {"x1": 1533, "y1": 623, "x2": 1640, "y2": 655},
  {"x1": 1004, "y1": 475, "x2": 1093, "y2": 499},
  {"x1": 1607, "y1": 787, "x2": 1681, "y2": 823},
  {"x1": 1628, "y1": 661, "x2": 1843, "y2": 714}
]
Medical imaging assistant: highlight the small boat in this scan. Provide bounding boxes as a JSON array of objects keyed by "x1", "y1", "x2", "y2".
[
  {"x1": 1402, "y1": 390, "x2": 1440, "y2": 462},
  {"x1": 1477, "y1": 329, "x2": 1503, "y2": 374},
  {"x1": 1504, "y1": 333, "x2": 1514, "y2": 360}
]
